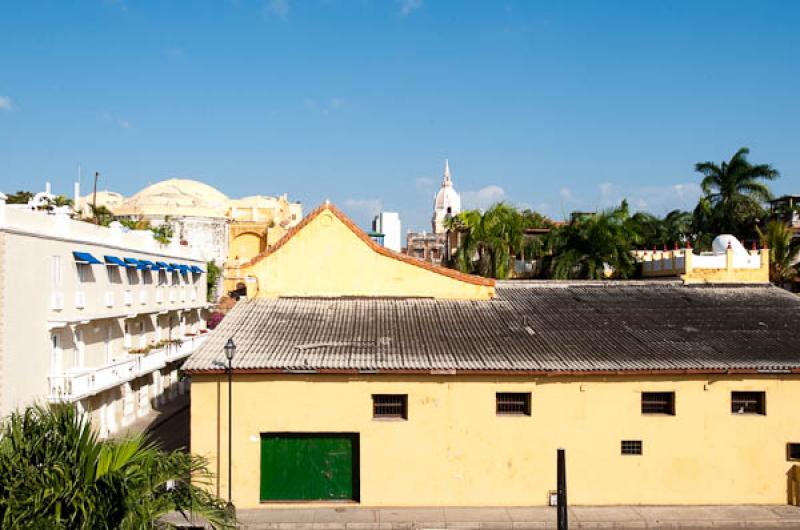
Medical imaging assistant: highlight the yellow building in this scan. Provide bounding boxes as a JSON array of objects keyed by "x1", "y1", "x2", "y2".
[{"x1": 185, "y1": 203, "x2": 800, "y2": 509}]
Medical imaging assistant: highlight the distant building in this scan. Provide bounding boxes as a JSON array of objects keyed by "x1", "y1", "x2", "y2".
[
  {"x1": 0, "y1": 193, "x2": 210, "y2": 437},
  {"x1": 634, "y1": 234, "x2": 769, "y2": 284},
  {"x1": 81, "y1": 178, "x2": 303, "y2": 298},
  {"x1": 432, "y1": 159, "x2": 461, "y2": 234},
  {"x1": 406, "y1": 160, "x2": 461, "y2": 265},
  {"x1": 769, "y1": 195, "x2": 800, "y2": 238},
  {"x1": 372, "y1": 212, "x2": 401, "y2": 252}
]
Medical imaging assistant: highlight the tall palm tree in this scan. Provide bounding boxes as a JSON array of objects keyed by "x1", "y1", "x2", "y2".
[
  {"x1": 694, "y1": 147, "x2": 779, "y2": 236},
  {"x1": 0, "y1": 404, "x2": 232, "y2": 529},
  {"x1": 756, "y1": 220, "x2": 799, "y2": 286},
  {"x1": 548, "y1": 201, "x2": 638, "y2": 280}
]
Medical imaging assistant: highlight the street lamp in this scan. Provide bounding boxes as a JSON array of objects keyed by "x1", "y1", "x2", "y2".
[{"x1": 223, "y1": 337, "x2": 236, "y2": 518}]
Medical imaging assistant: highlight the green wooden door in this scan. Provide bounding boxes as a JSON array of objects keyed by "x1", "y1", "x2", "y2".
[{"x1": 260, "y1": 433, "x2": 359, "y2": 501}]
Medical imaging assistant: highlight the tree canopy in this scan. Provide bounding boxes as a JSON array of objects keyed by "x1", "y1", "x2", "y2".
[{"x1": 0, "y1": 404, "x2": 232, "y2": 529}]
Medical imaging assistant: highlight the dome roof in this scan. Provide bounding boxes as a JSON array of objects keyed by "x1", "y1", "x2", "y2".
[
  {"x1": 433, "y1": 159, "x2": 461, "y2": 214},
  {"x1": 116, "y1": 178, "x2": 230, "y2": 218},
  {"x1": 434, "y1": 185, "x2": 461, "y2": 212}
]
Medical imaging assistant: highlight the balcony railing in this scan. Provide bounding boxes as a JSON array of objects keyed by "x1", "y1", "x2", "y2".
[{"x1": 48, "y1": 333, "x2": 209, "y2": 402}]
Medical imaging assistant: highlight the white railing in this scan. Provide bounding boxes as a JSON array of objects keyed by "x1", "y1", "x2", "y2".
[{"x1": 48, "y1": 333, "x2": 209, "y2": 402}]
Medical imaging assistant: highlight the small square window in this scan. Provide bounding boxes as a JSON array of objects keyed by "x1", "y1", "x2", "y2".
[
  {"x1": 731, "y1": 391, "x2": 766, "y2": 415},
  {"x1": 621, "y1": 440, "x2": 642, "y2": 455},
  {"x1": 787, "y1": 444, "x2": 800, "y2": 461},
  {"x1": 641, "y1": 392, "x2": 675, "y2": 415},
  {"x1": 496, "y1": 393, "x2": 531, "y2": 416},
  {"x1": 372, "y1": 394, "x2": 407, "y2": 420}
]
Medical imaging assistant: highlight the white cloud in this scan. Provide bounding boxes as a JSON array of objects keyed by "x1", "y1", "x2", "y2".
[
  {"x1": 0, "y1": 96, "x2": 12, "y2": 110},
  {"x1": 398, "y1": 0, "x2": 422, "y2": 15},
  {"x1": 343, "y1": 198, "x2": 383, "y2": 219},
  {"x1": 461, "y1": 185, "x2": 506, "y2": 211},
  {"x1": 265, "y1": 0, "x2": 289, "y2": 17},
  {"x1": 595, "y1": 182, "x2": 702, "y2": 213},
  {"x1": 304, "y1": 97, "x2": 346, "y2": 115},
  {"x1": 102, "y1": 111, "x2": 131, "y2": 129}
]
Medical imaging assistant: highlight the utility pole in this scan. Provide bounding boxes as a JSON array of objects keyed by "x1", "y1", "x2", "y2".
[
  {"x1": 557, "y1": 448, "x2": 568, "y2": 530},
  {"x1": 92, "y1": 171, "x2": 99, "y2": 224}
]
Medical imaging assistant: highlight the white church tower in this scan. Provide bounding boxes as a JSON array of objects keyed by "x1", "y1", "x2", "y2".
[{"x1": 432, "y1": 159, "x2": 462, "y2": 234}]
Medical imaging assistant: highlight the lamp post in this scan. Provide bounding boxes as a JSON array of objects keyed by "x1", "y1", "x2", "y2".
[{"x1": 223, "y1": 337, "x2": 236, "y2": 517}]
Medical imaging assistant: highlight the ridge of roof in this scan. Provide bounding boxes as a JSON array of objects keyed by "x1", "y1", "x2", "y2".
[{"x1": 241, "y1": 202, "x2": 495, "y2": 288}]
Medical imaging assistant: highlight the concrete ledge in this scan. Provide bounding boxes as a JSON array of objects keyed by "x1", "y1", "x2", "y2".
[{"x1": 168, "y1": 505, "x2": 800, "y2": 529}]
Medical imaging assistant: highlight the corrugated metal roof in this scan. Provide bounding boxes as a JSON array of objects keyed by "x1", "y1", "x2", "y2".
[{"x1": 185, "y1": 282, "x2": 800, "y2": 374}]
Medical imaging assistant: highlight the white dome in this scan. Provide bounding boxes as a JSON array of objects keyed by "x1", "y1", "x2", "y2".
[
  {"x1": 712, "y1": 234, "x2": 749, "y2": 256},
  {"x1": 116, "y1": 178, "x2": 230, "y2": 218},
  {"x1": 434, "y1": 185, "x2": 461, "y2": 213}
]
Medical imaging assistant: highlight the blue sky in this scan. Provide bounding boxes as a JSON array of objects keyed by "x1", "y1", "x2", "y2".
[{"x1": 1, "y1": 0, "x2": 798, "y2": 232}]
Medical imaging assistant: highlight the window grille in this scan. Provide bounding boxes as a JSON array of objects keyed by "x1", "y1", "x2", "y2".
[
  {"x1": 731, "y1": 391, "x2": 765, "y2": 415},
  {"x1": 372, "y1": 394, "x2": 407, "y2": 419},
  {"x1": 621, "y1": 440, "x2": 642, "y2": 455},
  {"x1": 496, "y1": 393, "x2": 531, "y2": 416},
  {"x1": 641, "y1": 392, "x2": 675, "y2": 415}
]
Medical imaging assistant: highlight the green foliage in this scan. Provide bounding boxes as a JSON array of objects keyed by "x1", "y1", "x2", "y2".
[
  {"x1": 547, "y1": 200, "x2": 639, "y2": 280},
  {"x1": 119, "y1": 217, "x2": 173, "y2": 244},
  {"x1": 206, "y1": 261, "x2": 221, "y2": 301},
  {"x1": 5, "y1": 190, "x2": 33, "y2": 204},
  {"x1": 447, "y1": 203, "x2": 533, "y2": 279},
  {"x1": 693, "y1": 147, "x2": 779, "y2": 238},
  {"x1": 756, "y1": 220, "x2": 799, "y2": 285},
  {"x1": 0, "y1": 404, "x2": 233, "y2": 529},
  {"x1": 88, "y1": 204, "x2": 114, "y2": 226}
]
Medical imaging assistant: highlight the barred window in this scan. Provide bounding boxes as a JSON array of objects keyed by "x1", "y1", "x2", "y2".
[
  {"x1": 372, "y1": 394, "x2": 407, "y2": 420},
  {"x1": 496, "y1": 393, "x2": 531, "y2": 416},
  {"x1": 641, "y1": 392, "x2": 675, "y2": 415},
  {"x1": 731, "y1": 391, "x2": 765, "y2": 415},
  {"x1": 621, "y1": 440, "x2": 642, "y2": 455}
]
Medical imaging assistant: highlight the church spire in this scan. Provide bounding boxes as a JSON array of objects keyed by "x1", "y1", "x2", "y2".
[{"x1": 442, "y1": 158, "x2": 452, "y2": 186}]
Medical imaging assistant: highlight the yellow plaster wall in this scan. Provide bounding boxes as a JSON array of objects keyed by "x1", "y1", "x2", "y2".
[
  {"x1": 191, "y1": 374, "x2": 800, "y2": 508},
  {"x1": 239, "y1": 209, "x2": 494, "y2": 300},
  {"x1": 230, "y1": 232, "x2": 265, "y2": 262}
]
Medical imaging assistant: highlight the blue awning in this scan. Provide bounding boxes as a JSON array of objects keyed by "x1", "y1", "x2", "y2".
[
  {"x1": 137, "y1": 259, "x2": 155, "y2": 271},
  {"x1": 169, "y1": 263, "x2": 181, "y2": 272},
  {"x1": 123, "y1": 257, "x2": 139, "y2": 268},
  {"x1": 178, "y1": 264, "x2": 191, "y2": 274},
  {"x1": 190, "y1": 265, "x2": 205, "y2": 274},
  {"x1": 104, "y1": 255, "x2": 126, "y2": 267},
  {"x1": 154, "y1": 261, "x2": 170, "y2": 270},
  {"x1": 73, "y1": 251, "x2": 102, "y2": 265}
]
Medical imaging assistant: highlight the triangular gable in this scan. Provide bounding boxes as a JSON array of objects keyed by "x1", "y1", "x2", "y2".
[{"x1": 238, "y1": 203, "x2": 495, "y2": 300}]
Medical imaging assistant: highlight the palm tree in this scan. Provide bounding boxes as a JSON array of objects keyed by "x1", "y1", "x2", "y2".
[
  {"x1": 756, "y1": 220, "x2": 799, "y2": 286},
  {"x1": 694, "y1": 147, "x2": 779, "y2": 237},
  {"x1": 446, "y1": 203, "x2": 529, "y2": 279},
  {"x1": 548, "y1": 201, "x2": 638, "y2": 280},
  {"x1": 0, "y1": 404, "x2": 232, "y2": 529}
]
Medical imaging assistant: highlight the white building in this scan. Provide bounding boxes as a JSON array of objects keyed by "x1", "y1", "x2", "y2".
[
  {"x1": 0, "y1": 193, "x2": 211, "y2": 436},
  {"x1": 372, "y1": 212, "x2": 402, "y2": 252},
  {"x1": 432, "y1": 159, "x2": 461, "y2": 234}
]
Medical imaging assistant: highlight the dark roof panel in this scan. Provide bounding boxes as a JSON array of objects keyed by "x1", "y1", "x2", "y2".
[{"x1": 185, "y1": 282, "x2": 800, "y2": 373}]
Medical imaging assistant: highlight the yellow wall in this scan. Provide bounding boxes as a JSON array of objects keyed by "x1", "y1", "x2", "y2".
[
  {"x1": 191, "y1": 374, "x2": 800, "y2": 508},
  {"x1": 230, "y1": 232, "x2": 264, "y2": 262},
  {"x1": 239, "y1": 207, "x2": 494, "y2": 300}
]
